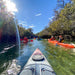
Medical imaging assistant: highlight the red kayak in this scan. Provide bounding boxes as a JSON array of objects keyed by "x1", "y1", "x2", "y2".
[
  {"x1": 48, "y1": 39, "x2": 75, "y2": 49},
  {"x1": 23, "y1": 40, "x2": 28, "y2": 43},
  {"x1": 30, "y1": 40, "x2": 33, "y2": 42},
  {"x1": 20, "y1": 37, "x2": 28, "y2": 43},
  {"x1": 20, "y1": 39, "x2": 23, "y2": 41}
]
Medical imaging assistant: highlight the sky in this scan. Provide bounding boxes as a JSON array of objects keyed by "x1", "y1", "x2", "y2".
[{"x1": 10, "y1": 0, "x2": 57, "y2": 33}]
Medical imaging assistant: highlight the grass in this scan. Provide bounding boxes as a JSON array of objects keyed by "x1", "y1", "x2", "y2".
[{"x1": 43, "y1": 40, "x2": 75, "y2": 75}]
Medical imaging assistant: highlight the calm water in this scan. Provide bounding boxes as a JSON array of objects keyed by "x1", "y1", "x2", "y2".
[
  {"x1": 0, "y1": 39, "x2": 75, "y2": 75},
  {"x1": 0, "y1": 39, "x2": 48, "y2": 74},
  {"x1": 17, "y1": 39, "x2": 47, "y2": 68}
]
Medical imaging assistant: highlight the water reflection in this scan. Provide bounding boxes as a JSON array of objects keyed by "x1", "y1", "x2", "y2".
[{"x1": 0, "y1": 46, "x2": 19, "y2": 74}]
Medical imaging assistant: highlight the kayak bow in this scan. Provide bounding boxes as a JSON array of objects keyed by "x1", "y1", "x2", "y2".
[{"x1": 20, "y1": 48, "x2": 56, "y2": 75}]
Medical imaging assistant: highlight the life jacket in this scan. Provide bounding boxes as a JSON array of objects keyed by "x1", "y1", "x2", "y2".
[{"x1": 50, "y1": 37, "x2": 55, "y2": 40}]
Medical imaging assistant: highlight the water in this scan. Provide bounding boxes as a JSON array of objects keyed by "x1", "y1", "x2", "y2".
[
  {"x1": 0, "y1": 45, "x2": 19, "y2": 74},
  {"x1": 0, "y1": 40, "x2": 75, "y2": 75},
  {"x1": 0, "y1": 40, "x2": 47, "y2": 74},
  {"x1": 17, "y1": 40, "x2": 47, "y2": 68},
  {"x1": 45, "y1": 41, "x2": 75, "y2": 75}
]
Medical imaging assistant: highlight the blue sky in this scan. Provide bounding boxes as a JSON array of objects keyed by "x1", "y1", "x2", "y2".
[{"x1": 11, "y1": 0, "x2": 57, "y2": 33}]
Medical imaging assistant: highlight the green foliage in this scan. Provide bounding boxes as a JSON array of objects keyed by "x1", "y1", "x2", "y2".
[
  {"x1": 18, "y1": 25, "x2": 34, "y2": 38},
  {"x1": 0, "y1": 0, "x2": 18, "y2": 43},
  {"x1": 37, "y1": 27, "x2": 51, "y2": 38},
  {"x1": 37, "y1": 0, "x2": 75, "y2": 39}
]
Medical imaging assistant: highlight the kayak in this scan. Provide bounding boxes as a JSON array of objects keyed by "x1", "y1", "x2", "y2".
[
  {"x1": 30, "y1": 40, "x2": 33, "y2": 42},
  {"x1": 20, "y1": 39, "x2": 28, "y2": 43},
  {"x1": 48, "y1": 39, "x2": 75, "y2": 49},
  {"x1": 20, "y1": 48, "x2": 56, "y2": 75},
  {"x1": 23, "y1": 40, "x2": 28, "y2": 43}
]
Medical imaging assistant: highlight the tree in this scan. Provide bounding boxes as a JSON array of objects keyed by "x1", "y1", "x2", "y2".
[
  {"x1": 18, "y1": 25, "x2": 34, "y2": 38},
  {"x1": 0, "y1": 0, "x2": 19, "y2": 43},
  {"x1": 37, "y1": 0, "x2": 75, "y2": 40}
]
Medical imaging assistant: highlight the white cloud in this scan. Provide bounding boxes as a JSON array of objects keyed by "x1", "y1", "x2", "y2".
[
  {"x1": 35, "y1": 13, "x2": 42, "y2": 16},
  {"x1": 23, "y1": 24, "x2": 28, "y2": 26},
  {"x1": 49, "y1": 18, "x2": 52, "y2": 21},
  {"x1": 29, "y1": 24, "x2": 35, "y2": 28},
  {"x1": 29, "y1": 26, "x2": 35, "y2": 28},
  {"x1": 49, "y1": 16, "x2": 55, "y2": 21},
  {"x1": 19, "y1": 20, "x2": 28, "y2": 27},
  {"x1": 19, "y1": 21, "x2": 35, "y2": 28}
]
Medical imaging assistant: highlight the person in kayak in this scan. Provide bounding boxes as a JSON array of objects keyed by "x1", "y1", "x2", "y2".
[
  {"x1": 23, "y1": 37, "x2": 28, "y2": 42},
  {"x1": 58, "y1": 35, "x2": 64, "y2": 43},
  {"x1": 50, "y1": 36, "x2": 55, "y2": 40}
]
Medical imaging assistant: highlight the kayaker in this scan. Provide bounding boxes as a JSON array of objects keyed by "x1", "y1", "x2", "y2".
[
  {"x1": 58, "y1": 35, "x2": 64, "y2": 43},
  {"x1": 50, "y1": 36, "x2": 55, "y2": 40},
  {"x1": 24, "y1": 37, "x2": 28, "y2": 42}
]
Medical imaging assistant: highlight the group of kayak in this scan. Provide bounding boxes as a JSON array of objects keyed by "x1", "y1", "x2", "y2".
[
  {"x1": 20, "y1": 37, "x2": 33, "y2": 43},
  {"x1": 48, "y1": 35, "x2": 75, "y2": 49},
  {"x1": 20, "y1": 37, "x2": 42, "y2": 43}
]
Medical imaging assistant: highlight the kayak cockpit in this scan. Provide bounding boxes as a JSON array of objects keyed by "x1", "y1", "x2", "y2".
[
  {"x1": 20, "y1": 64, "x2": 56, "y2": 75},
  {"x1": 32, "y1": 54, "x2": 44, "y2": 61}
]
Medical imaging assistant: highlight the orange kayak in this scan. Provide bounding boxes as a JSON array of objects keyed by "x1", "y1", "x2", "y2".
[{"x1": 48, "y1": 39, "x2": 75, "y2": 49}]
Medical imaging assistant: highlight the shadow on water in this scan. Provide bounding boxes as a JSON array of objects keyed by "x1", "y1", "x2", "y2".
[{"x1": 0, "y1": 45, "x2": 19, "y2": 74}]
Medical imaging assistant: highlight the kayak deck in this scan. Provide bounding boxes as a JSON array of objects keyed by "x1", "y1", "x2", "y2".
[
  {"x1": 20, "y1": 64, "x2": 55, "y2": 75},
  {"x1": 20, "y1": 48, "x2": 56, "y2": 75}
]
